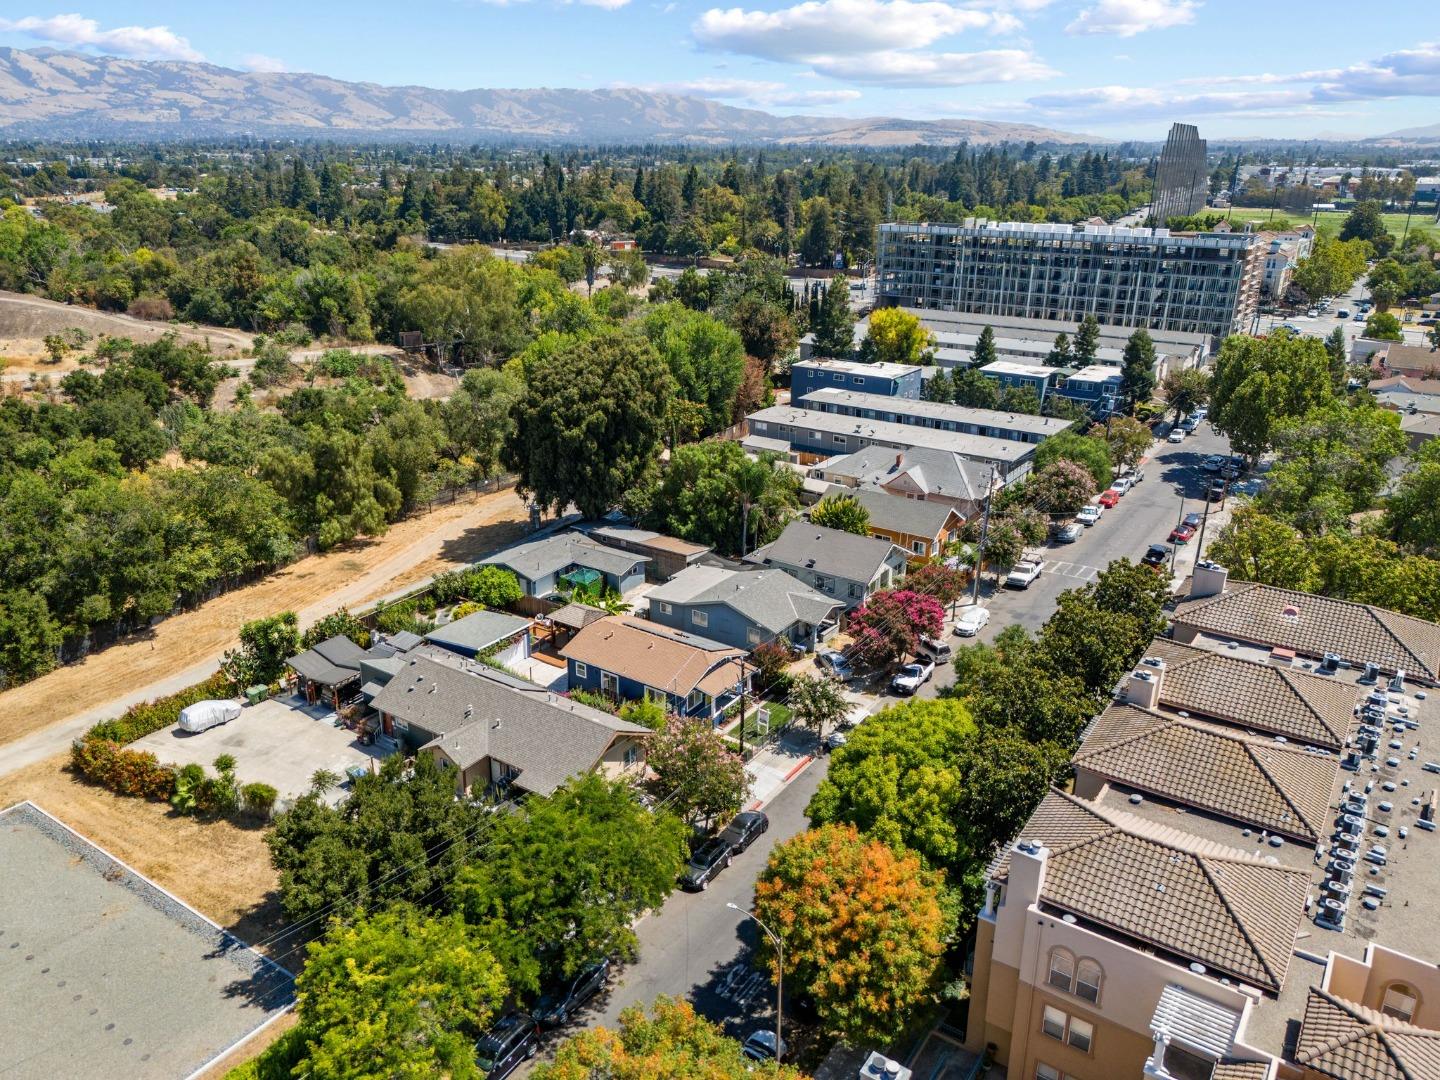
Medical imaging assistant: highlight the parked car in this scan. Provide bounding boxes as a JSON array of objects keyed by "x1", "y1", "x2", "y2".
[
  {"x1": 1202, "y1": 454, "x2": 1225, "y2": 473},
  {"x1": 475, "y1": 1010, "x2": 541, "y2": 1079},
  {"x1": 1141, "y1": 543, "x2": 1171, "y2": 570},
  {"x1": 1168, "y1": 523, "x2": 1197, "y2": 544},
  {"x1": 890, "y1": 658, "x2": 936, "y2": 695},
  {"x1": 681, "y1": 836, "x2": 734, "y2": 891},
  {"x1": 1005, "y1": 558, "x2": 1044, "y2": 588},
  {"x1": 1337, "y1": 309, "x2": 1350, "y2": 319},
  {"x1": 825, "y1": 729, "x2": 848, "y2": 750},
  {"x1": 1098, "y1": 489, "x2": 1121, "y2": 508},
  {"x1": 720, "y1": 810, "x2": 769, "y2": 854},
  {"x1": 1354, "y1": 312, "x2": 1366, "y2": 322},
  {"x1": 815, "y1": 649, "x2": 853, "y2": 681},
  {"x1": 1075, "y1": 505, "x2": 1103, "y2": 526},
  {"x1": 1167, "y1": 428, "x2": 1186, "y2": 443},
  {"x1": 534, "y1": 958, "x2": 612, "y2": 1027},
  {"x1": 1208, "y1": 477, "x2": 1228, "y2": 501},
  {"x1": 1307, "y1": 308, "x2": 1319, "y2": 317},
  {"x1": 1183, "y1": 511, "x2": 1204, "y2": 529},
  {"x1": 917, "y1": 635, "x2": 953, "y2": 663},
  {"x1": 1110, "y1": 476, "x2": 1134, "y2": 496},
  {"x1": 178, "y1": 699, "x2": 242, "y2": 733},
  {"x1": 742, "y1": 1030, "x2": 787, "y2": 1062},
  {"x1": 1055, "y1": 522, "x2": 1084, "y2": 543},
  {"x1": 953, "y1": 605, "x2": 991, "y2": 637}
]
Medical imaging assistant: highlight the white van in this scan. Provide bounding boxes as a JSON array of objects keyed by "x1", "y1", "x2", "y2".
[{"x1": 178, "y1": 700, "x2": 242, "y2": 734}]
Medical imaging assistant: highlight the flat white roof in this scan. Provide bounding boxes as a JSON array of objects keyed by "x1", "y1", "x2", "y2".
[
  {"x1": 793, "y1": 358, "x2": 919, "y2": 379},
  {"x1": 797, "y1": 387, "x2": 1072, "y2": 438},
  {"x1": 1065, "y1": 364, "x2": 1124, "y2": 384},
  {"x1": 980, "y1": 360, "x2": 1062, "y2": 379},
  {"x1": 746, "y1": 405, "x2": 1039, "y2": 464}
]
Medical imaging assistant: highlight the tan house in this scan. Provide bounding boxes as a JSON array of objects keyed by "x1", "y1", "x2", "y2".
[
  {"x1": 824, "y1": 486, "x2": 965, "y2": 562},
  {"x1": 369, "y1": 655, "x2": 651, "y2": 798}
]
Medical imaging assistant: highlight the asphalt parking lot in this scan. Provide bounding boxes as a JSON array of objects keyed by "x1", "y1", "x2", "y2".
[{"x1": 130, "y1": 695, "x2": 384, "y2": 805}]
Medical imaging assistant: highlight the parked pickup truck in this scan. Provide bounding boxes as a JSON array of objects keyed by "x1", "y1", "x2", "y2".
[{"x1": 1005, "y1": 558, "x2": 1044, "y2": 589}]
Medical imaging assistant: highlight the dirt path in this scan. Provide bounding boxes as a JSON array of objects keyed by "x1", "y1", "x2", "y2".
[
  {"x1": 0, "y1": 485, "x2": 531, "y2": 768},
  {"x1": 0, "y1": 289, "x2": 255, "y2": 357}
]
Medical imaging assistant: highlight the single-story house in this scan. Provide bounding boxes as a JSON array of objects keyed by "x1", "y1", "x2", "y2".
[
  {"x1": 826, "y1": 486, "x2": 964, "y2": 562},
  {"x1": 481, "y1": 533, "x2": 649, "y2": 598},
  {"x1": 580, "y1": 523, "x2": 710, "y2": 582},
  {"x1": 368, "y1": 654, "x2": 651, "y2": 798},
  {"x1": 645, "y1": 565, "x2": 844, "y2": 653},
  {"x1": 745, "y1": 520, "x2": 909, "y2": 610},
  {"x1": 561, "y1": 615, "x2": 750, "y2": 723},
  {"x1": 287, "y1": 635, "x2": 368, "y2": 708},
  {"x1": 812, "y1": 444, "x2": 988, "y2": 517},
  {"x1": 424, "y1": 609, "x2": 532, "y2": 663}
]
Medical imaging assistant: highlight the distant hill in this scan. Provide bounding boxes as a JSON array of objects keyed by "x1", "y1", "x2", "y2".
[
  {"x1": 1377, "y1": 121, "x2": 1440, "y2": 142},
  {"x1": 0, "y1": 47, "x2": 1100, "y2": 146}
]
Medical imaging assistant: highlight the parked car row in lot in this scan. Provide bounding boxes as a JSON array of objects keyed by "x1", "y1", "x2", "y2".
[{"x1": 680, "y1": 810, "x2": 770, "y2": 891}]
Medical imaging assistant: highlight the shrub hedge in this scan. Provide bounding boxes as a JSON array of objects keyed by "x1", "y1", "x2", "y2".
[
  {"x1": 70, "y1": 737, "x2": 176, "y2": 800},
  {"x1": 87, "y1": 671, "x2": 236, "y2": 745}
]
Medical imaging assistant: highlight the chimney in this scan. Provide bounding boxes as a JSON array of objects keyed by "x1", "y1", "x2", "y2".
[
  {"x1": 1007, "y1": 839, "x2": 1049, "y2": 911},
  {"x1": 1126, "y1": 657, "x2": 1166, "y2": 710},
  {"x1": 895, "y1": 452, "x2": 904, "y2": 468},
  {"x1": 1191, "y1": 560, "x2": 1229, "y2": 599}
]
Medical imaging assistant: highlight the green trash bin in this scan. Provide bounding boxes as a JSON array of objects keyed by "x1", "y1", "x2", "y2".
[{"x1": 245, "y1": 684, "x2": 269, "y2": 706}]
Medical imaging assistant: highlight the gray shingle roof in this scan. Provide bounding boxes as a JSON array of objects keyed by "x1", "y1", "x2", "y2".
[
  {"x1": 832, "y1": 487, "x2": 962, "y2": 539},
  {"x1": 746, "y1": 521, "x2": 904, "y2": 584},
  {"x1": 286, "y1": 635, "x2": 367, "y2": 686},
  {"x1": 819, "y1": 444, "x2": 986, "y2": 504},
  {"x1": 371, "y1": 655, "x2": 649, "y2": 795},
  {"x1": 424, "y1": 609, "x2": 532, "y2": 654},
  {"x1": 646, "y1": 566, "x2": 843, "y2": 634},
  {"x1": 481, "y1": 532, "x2": 647, "y2": 582}
]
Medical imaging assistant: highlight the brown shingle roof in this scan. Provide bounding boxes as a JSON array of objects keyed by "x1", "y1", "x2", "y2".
[
  {"x1": 993, "y1": 791, "x2": 1310, "y2": 993},
  {"x1": 1074, "y1": 703, "x2": 1339, "y2": 842},
  {"x1": 1172, "y1": 581, "x2": 1440, "y2": 684},
  {"x1": 560, "y1": 615, "x2": 747, "y2": 698},
  {"x1": 1295, "y1": 988, "x2": 1440, "y2": 1080},
  {"x1": 1143, "y1": 638, "x2": 1359, "y2": 750},
  {"x1": 1211, "y1": 1064, "x2": 1271, "y2": 1080}
]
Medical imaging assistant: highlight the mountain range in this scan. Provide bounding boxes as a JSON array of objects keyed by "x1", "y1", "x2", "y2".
[{"x1": 0, "y1": 47, "x2": 1099, "y2": 146}]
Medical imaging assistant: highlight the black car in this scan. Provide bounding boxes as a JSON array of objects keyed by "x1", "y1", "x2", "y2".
[
  {"x1": 1142, "y1": 543, "x2": 1171, "y2": 569},
  {"x1": 680, "y1": 836, "x2": 733, "y2": 891},
  {"x1": 475, "y1": 1009, "x2": 541, "y2": 1079},
  {"x1": 534, "y1": 957, "x2": 612, "y2": 1027},
  {"x1": 1208, "y1": 477, "x2": 1228, "y2": 501},
  {"x1": 720, "y1": 810, "x2": 769, "y2": 854}
]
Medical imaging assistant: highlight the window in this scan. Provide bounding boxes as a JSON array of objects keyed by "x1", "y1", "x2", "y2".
[
  {"x1": 752, "y1": 421, "x2": 767, "y2": 432},
  {"x1": 1048, "y1": 952, "x2": 1074, "y2": 994},
  {"x1": 1043, "y1": 1006, "x2": 1092, "y2": 1054},
  {"x1": 747, "y1": 627, "x2": 763, "y2": 645},
  {"x1": 911, "y1": 540, "x2": 927, "y2": 555},
  {"x1": 601, "y1": 672, "x2": 619, "y2": 697},
  {"x1": 1067, "y1": 1018, "x2": 1093, "y2": 1053},
  {"x1": 1383, "y1": 984, "x2": 1418, "y2": 1022},
  {"x1": 1075, "y1": 960, "x2": 1102, "y2": 1004},
  {"x1": 852, "y1": 375, "x2": 865, "y2": 385},
  {"x1": 1035, "y1": 1066, "x2": 1061, "y2": 1080},
  {"x1": 1042, "y1": 1006, "x2": 1067, "y2": 1042},
  {"x1": 833, "y1": 373, "x2": 844, "y2": 382},
  {"x1": 691, "y1": 610, "x2": 708, "y2": 627},
  {"x1": 687, "y1": 688, "x2": 706, "y2": 710},
  {"x1": 814, "y1": 575, "x2": 834, "y2": 592},
  {"x1": 574, "y1": 662, "x2": 589, "y2": 679},
  {"x1": 623, "y1": 745, "x2": 641, "y2": 767},
  {"x1": 657, "y1": 601, "x2": 672, "y2": 615},
  {"x1": 849, "y1": 583, "x2": 862, "y2": 599},
  {"x1": 645, "y1": 686, "x2": 667, "y2": 704},
  {"x1": 833, "y1": 434, "x2": 846, "y2": 445}
]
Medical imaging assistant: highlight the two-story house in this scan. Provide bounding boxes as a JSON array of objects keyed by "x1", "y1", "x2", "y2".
[
  {"x1": 744, "y1": 521, "x2": 908, "y2": 610},
  {"x1": 645, "y1": 565, "x2": 844, "y2": 653},
  {"x1": 791, "y1": 358, "x2": 923, "y2": 400},
  {"x1": 560, "y1": 615, "x2": 750, "y2": 723},
  {"x1": 828, "y1": 486, "x2": 965, "y2": 561}
]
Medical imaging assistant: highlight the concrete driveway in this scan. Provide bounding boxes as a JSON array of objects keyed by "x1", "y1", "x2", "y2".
[{"x1": 131, "y1": 696, "x2": 385, "y2": 805}]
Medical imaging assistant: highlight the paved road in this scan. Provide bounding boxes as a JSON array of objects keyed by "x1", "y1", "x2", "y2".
[
  {"x1": 921, "y1": 422, "x2": 1235, "y2": 699},
  {"x1": 522, "y1": 754, "x2": 829, "y2": 1067}
]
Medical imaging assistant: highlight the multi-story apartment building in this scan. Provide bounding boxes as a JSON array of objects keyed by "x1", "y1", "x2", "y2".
[
  {"x1": 875, "y1": 219, "x2": 1263, "y2": 342},
  {"x1": 794, "y1": 387, "x2": 1071, "y2": 445},
  {"x1": 791, "y1": 358, "x2": 923, "y2": 400},
  {"x1": 1151, "y1": 122, "x2": 1210, "y2": 226}
]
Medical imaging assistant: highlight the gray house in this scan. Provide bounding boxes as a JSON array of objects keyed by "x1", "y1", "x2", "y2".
[
  {"x1": 424, "y1": 609, "x2": 532, "y2": 663},
  {"x1": 646, "y1": 566, "x2": 844, "y2": 653},
  {"x1": 745, "y1": 521, "x2": 909, "y2": 609},
  {"x1": 369, "y1": 655, "x2": 651, "y2": 798},
  {"x1": 480, "y1": 533, "x2": 648, "y2": 598}
]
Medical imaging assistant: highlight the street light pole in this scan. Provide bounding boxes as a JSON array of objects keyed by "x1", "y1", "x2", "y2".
[{"x1": 727, "y1": 903, "x2": 784, "y2": 1062}]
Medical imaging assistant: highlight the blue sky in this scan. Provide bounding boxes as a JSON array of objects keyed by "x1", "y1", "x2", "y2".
[{"x1": 1, "y1": 3, "x2": 1435, "y2": 138}]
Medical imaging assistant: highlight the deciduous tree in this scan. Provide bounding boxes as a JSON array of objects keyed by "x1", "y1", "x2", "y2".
[
  {"x1": 789, "y1": 674, "x2": 850, "y2": 745},
  {"x1": 847, "y1": 588, "x2": 944, "y2": 666},
  {"x1": 1032, "y1": 430, "x2": 1113, "y2": 489},
  {"x1": 1160, "y1": 368, "x2": 1211, "y2": 421},
  {"x1": 861, "y1": 308, "x2": 934, "y2": 366},
  {"x1": 810, "y1": 492, "x2": 870, "y2": 535},
  {"x1": 1210, "y1": 332, "x2": 1335, "y2": 460},
  {"x1": 646, "y1": 716, "x2": 750, "y2": 827},
  {"x1": 642, "y1": 304, "x2": 747, "y2": 437}
]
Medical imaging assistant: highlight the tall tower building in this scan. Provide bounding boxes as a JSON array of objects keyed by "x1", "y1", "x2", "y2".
[{"x1": 1151, "y1": 122, "x2": 1209, "y2": 226}]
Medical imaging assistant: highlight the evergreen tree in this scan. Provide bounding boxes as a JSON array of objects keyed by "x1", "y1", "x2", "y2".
[
  {"x1": 924, "y1": 368, "x2": 954, "y2": 403},
  {"x1": 1047, "y1": 332, "x2": 1072, "y2": 366},
  {"x1": 811, "y1": 275, "x2": 856, "y2": 358},
  {"x1": 1120, "y1": 329, "x2": 1157, "y2": 413},
  {"x1": 974, "y1": 325, "x2": 998, "y2": 367},
  {"x1": 1075, "y1": 315, "x2": 1101, "y2": 364}
]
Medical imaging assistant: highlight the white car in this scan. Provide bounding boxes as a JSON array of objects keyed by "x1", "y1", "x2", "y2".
[
  {"x1": 890, "y1": 659, "x2": 936, "y2": 695},
  {"x1": 1167, "y1": 429, "x2": 1186, "y2": 443},
  {"x1": 1005, "y1": 559, "x2": 1044, "y2": 589},
  {"x1": 1111, "y1": 476, "x2": 1133, "y2": 496},
  {"x1": 953, "y1": 606, "x2": 991, "y2": 637},
  {"x1": 1076, "y1": 504, "x2": 1103, "y2": 526},
  {"x1": 1202, "y1": 454, "x2": 1225, "y2": 472},
  {"x1": 178, "y1": 699, "x2": 242, "y2": 733}
]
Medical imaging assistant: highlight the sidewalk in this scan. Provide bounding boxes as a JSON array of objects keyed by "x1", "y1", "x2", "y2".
[{"x1": 743, "y1": 689, "x2": 872, "y2": 808}]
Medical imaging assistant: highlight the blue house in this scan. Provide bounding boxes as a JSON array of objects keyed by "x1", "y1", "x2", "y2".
[
  {"x1": 1055, "y1": 364, "x2": 1124, "y2": 416},
  {"x1": 481, "y1": 533, "x2": 648, "y2": 598},
  {"x1": 560, "y1": 615, "x2": 749, "y2": 724},
  {"x1": 792, "y1": 358, "x2": 923, "y2": 400},
  {"x1": 646, "y1": 566, "x2": 844, "y2": 653},
  {"x1": 978, "y1": 360, "x2": 1063, "y2": 405}
]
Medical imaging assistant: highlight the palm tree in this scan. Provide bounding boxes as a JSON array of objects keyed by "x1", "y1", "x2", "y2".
[{"x1": 730, "y1": 457, "x2": 775, "y2": 557}]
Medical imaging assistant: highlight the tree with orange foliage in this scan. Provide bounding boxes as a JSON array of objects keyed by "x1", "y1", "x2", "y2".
[
  {"x1": 533, "y1": 995, "x2": 809, "y2": 1080},
  {"x1": 754, "y1": 824, "x2": 952, "y2": 1045}
]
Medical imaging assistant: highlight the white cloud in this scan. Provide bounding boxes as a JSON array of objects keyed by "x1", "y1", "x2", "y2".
[
  {"x1": 766, "y1": 87, "x2": 865, "y2": 105},
  {"x1": 1066, "y1": 0, "x2": 1198, "y2": 37},
  {"x1": 813, "y1": 48, "x2": 1056, "y2": 86},
  {"x1": 0, "y1": 12, "x2": 204, "y2": 61},
  {"x1": 1311, "y1": 42, "x2": 1440, "y2": 101},
  {"x1": 474, "y1": 0, "x2": 631, "y2": 9},
  {"x1": 240, "y1": 53, "x2": 287, "y2": 73},
  {"x1": 693, "y1": 0, "x2": 1017, "y2": 62}
]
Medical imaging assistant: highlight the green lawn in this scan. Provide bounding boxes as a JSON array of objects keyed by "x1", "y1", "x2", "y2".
[{"x1": 1223, "y1": 206, "x2": 1439, "y2": 244}]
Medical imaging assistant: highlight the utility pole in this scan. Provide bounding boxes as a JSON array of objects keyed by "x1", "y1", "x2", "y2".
[
  {"x1": 1194, "y1": 479, "x2": 1225, "y2": 563},
  {"x1": 969, "y1": 467, "x2": 996, "y2": 605},
  {"x1": 1170, "y1": 497, "x2": 1185, "y2": 577},
  {"x1": 735, "y1": 658, "x2": 751, "y2": 760}
]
